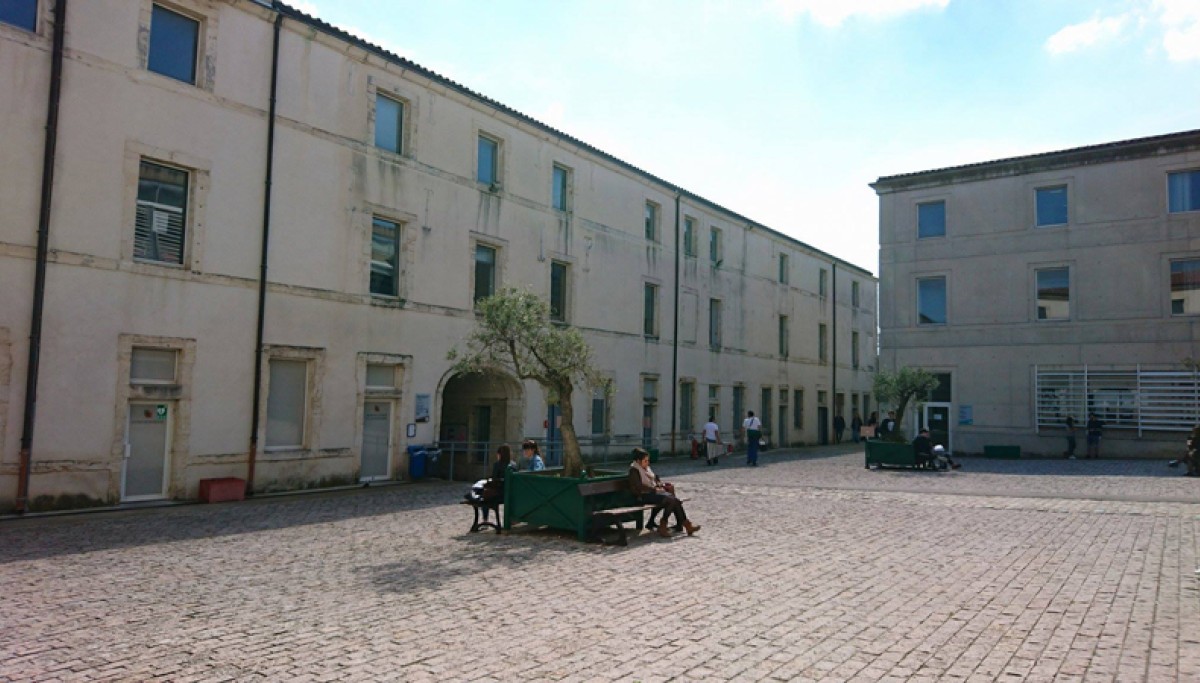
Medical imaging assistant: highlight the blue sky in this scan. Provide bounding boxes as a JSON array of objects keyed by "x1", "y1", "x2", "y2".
[{"x1": 293, "y1": 0, "x2": 1200, "y2": 272}]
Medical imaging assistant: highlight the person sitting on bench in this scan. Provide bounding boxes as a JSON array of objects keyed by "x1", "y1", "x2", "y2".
[
  {"x1": 628, "y1": 448, "x2": 700, "y2": 537},
  {"x1": 480, "y1": 444, "x2": 514, "y2": 505}
]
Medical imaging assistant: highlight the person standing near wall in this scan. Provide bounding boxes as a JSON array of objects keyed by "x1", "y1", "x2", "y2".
[
  {"x1": 851, "y1": 410, "x2": 863, "y2": 444},
  {"x1": 1086, "y1": 413, "x2": 1104, "y2": 459},
  {"x1": 743, "y1": 411, "x2": 762, "y2": 467},
  {"x1": 833, "y1": 413, "x2": 846, "y2": 444},
  {"x1": 702, "y1": 415, "x2": 722, "y2": 466},
  {"x1": 1063, "y1": 415, "x2": 1077, "y2": 459}
]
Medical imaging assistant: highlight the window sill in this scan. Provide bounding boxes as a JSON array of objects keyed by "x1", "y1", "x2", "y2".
[{"x1": 369, "y1": 296, "x2": 406, "y2": 309}]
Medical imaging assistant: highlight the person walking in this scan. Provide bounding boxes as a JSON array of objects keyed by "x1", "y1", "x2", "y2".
[
  {"x1": 833, "y1": 413, "x2": 846, "y2": 444},
  {"x1": 851, "y1": 410, "x2": 863, "y2": 444},
  {"x1": 702, "y1": 414, "x2": 722, "y2": 466},
  {"x1": 1086, "y1": 413, "x2": 1104, "y2": 459},
  {"x1": 1063, "y1": 415, "x2": 1077, "y2": 459},
  {"x1": 743, "y1": 410, "x2": 763, "y2": 466}
]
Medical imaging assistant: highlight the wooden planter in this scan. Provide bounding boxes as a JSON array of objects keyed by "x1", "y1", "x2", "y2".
[
  {"x1": 864, "y1": 440, "x2": 919, "y2": 469},
  {"x1": 504, "y1": 468, "x2": 629, "y2": 540}
]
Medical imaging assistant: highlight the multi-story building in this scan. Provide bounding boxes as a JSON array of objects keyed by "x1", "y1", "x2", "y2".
[
  {"x1": 874, "y1": 129, "x2": 1200, "y2": 457},
  {"x1": 0, "y1": 0, "x2": 875, "y2": 512}
]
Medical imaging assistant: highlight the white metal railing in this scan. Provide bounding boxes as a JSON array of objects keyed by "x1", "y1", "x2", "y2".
[{"x1": 1035, "y1": 365, "x2": 1200, "y2": 435}]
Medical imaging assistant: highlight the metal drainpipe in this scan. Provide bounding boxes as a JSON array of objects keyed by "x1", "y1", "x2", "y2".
[
  {"x1": 15, "y1": 0, "x2": 68, "y2": 514},
  {"x1": 246, "y1": 8, "x2": 283, "y2": 495},
  {"x1": 670, "y1": 193, "x2": 681, "y2": 456},
  {"x1": 831, "y1": 262, "x2": 837, "y2": 441}
]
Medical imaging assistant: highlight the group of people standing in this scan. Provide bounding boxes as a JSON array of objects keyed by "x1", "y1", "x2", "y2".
[
  {"x1": 1062, "y1": 414, "x2": 1105, "y2": 459},
  {"x1": 698, "y1": 411, "x2": 766, "y2": 467}
]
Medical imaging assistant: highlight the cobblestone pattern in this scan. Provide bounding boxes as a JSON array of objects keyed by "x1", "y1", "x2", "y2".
[{"x1": 2, "y1": 449, "x2": 1198, "y2": 682}]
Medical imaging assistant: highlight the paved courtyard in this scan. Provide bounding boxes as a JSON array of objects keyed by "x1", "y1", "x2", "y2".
[{"x1": 3, "y1": 447, "x2": 1199, "y2": 682}]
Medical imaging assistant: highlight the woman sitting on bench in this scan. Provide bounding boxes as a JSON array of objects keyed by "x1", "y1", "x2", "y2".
[
  {"x1": 480, "y1": 444, "x2": 514, "y2": 505},
  {"x1": 628, "y1": 448, "x2": 700, "y2": 537}
]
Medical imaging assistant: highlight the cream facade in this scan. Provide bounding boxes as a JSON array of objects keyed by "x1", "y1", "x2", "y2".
[
  {"x1": 0, "y1": 0, "x2": 876, "y2": 512},
  {"x1": 874, "y1": 130, "x2": 1200, "y2": 457}
]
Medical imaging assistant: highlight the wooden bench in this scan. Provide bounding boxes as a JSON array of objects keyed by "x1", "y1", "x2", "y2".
[{"x1": 577, "y1": 478, "x2": 687, "y2": 546}]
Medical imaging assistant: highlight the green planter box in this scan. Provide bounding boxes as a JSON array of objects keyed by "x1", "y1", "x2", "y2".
[
  {"x1": 984, "y1": 445, "x2": 1021, "y2": 459},
  {"x1": 865, "y1": 440, "x2": 919, "y2": 469},
  {"x1": 504, "y1": 468, "x2": 631, "y2": 540}
]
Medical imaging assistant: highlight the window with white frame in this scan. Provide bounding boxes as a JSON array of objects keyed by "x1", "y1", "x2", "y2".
[
  {"x1": 1171, "y1": 258, "x2": 1200, "y2": 315},
  {"x1": 552, "y1": 164, "x2": 570, "y2": 211},
  {"x1": 370, "y1": 217, "x2": 401, "y2": 297},
  {"x1": 1169, "y1": 170, "x2": 1200, "y2": 214},
  {"x1": 130, "y1": 348, "x2": 178, "y2": 384},
  {"x1": 1036, "y1": 186, "x2": 1068, "y2": 227},
  {"x1": 474, "y1": 244, "x2": 497, "y2": 303},
  {"x1": 0, "y1": 0, "x2": 37, "y2": 31},
  {"x1": 135, "y1": 160, "x2": 188, "y2": 265},
  {"x1": 1036, "y1": 267, "x2": 1070, "y2": 320},
  {"x1": 266, "y1": 359, "x2": 308, "y2": 449},
  {"x1": 148, "y1": 4, "x2": 200, "y2": 84},
  {"x1": 477, "y1": 135, "x2": 499, "y2": 186},
  {"x1": 374, "y1": 94, "x2": 404, "y2": 154}
]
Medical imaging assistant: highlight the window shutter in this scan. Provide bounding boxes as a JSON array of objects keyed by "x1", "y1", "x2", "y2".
[{"x1": 135, "y1": 201, "x2": 185, "y2": 264}]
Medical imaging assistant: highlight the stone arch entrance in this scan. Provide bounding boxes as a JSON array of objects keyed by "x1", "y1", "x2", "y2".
[{"x1": 438, "y1": 371, "x2": 524, "y2": 481}]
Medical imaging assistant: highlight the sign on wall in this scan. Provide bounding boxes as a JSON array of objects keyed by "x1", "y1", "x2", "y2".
[{"x1": 415, "y1": 393, "x2": 431, "y2": 423}]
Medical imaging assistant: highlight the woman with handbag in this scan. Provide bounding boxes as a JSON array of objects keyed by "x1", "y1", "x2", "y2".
[{"x1": 628, "y1": 448, "x2": 700, "y2": 537}]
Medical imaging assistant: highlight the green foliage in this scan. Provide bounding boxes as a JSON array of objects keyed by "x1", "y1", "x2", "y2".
[
  {"x1": 873, "y1": 367, "x2": 939, "y2": 436},
  {"x1": 449, "y1": 288, "x2": 603, "y2": 475}
]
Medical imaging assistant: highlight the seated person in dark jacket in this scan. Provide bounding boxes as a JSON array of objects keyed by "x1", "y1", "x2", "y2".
[
  {"x1": 481, "y1": 444, "x2": 514, "y2": 504},
  {"x1": 912, "y1": 429, "x2": 934, "y2": 467},
  {"x1": 628, "y1": 448, "x2": 700, "y2": 537}
]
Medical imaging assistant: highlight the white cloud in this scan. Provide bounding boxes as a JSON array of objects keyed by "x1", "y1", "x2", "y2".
[
  {"x1": 1156, "y1": 0, "x2": 1200, "y2": 61},
  {"x1": 1045, "y1": 15, "x2": 1129, "y2": 55},
  {"x1": 768, "y1": 0, "x2": 950, "y2": 27}
]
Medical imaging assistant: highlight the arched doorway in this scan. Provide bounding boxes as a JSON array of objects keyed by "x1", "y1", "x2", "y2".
[{"x1": 438, "y1": 371, "x2": 524, "y2": 481}]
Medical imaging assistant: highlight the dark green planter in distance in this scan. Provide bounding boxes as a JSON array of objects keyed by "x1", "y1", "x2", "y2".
[
  {"x1": 984, "y1": 445, "x2": 1021, "y2": 459},
  {"x1": 504, "y1": 468, "x2": 630, "y2": 540},
  {"x1": 864, "y1": 440, "x2": 919, "y2": 468}
]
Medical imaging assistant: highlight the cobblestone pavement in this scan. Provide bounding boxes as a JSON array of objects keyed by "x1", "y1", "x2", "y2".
[{"x1": 3, "y1": 447, "x2": 1199, "y2": 682}]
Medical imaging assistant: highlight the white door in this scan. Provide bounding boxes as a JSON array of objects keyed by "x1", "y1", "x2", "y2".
[
  {"x1": 361, "y1": 401, "x2": 392, "y2": 481},
  {"x1": 123, "y1": 402, "x2": 171, "y2": 501}
]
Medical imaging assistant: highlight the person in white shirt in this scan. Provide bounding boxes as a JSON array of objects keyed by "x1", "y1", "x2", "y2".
[
  {"x1": 702, "y1": 416, "x2": 721, "y2": 466},
  {"x1": 743, "y1": 411, "x2": 763, "y2": 466}
]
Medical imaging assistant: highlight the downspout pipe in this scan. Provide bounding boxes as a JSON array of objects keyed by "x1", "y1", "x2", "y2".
[
  {"x1": 831, "y1": 262, "x2": 837, "y2": 441},
  {"x1": 670, "y1": 193, "x2": 681, "y2": 456},
  {"x1": 247, "y1": 7, "x2": 283, "y2": 495},
  {"x1": 15, "y1": 0, "x2": 68, "y2": 514}
]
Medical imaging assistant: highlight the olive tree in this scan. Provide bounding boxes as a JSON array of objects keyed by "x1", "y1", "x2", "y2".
[
  {"x1": 448, "y1": 287, "x2": 603, "y2": 477},
  {"x1": 873, "y1": 367, "x2": 939, "y2": 439}
]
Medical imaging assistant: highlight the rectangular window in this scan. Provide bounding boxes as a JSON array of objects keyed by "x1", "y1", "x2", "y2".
[
  {"x1": 680, "y1": 381, "x2": 695, "y2": 434},
  {"x1": 778, "y1": 315, "x2": 789, "y2": 357},
  {"x1": 148, "y1": 4, "x2": 199, "y2": 84},
  {"x1": 761, "y1": 388, "x2": 772, "y2": 432},
  {"x1": 374, "y1": 94, "x2": 404, "y2": 154},
  {"x1": 709, "y1": 298, "x2": 722, "y2": 349},
  {"x1": 0, "y1": 0, "x2": 37, "y2": 30},
  {"x1": 644, "y1": 202, "x2": 659, "y2": 241},
  {"x1": 550, "y1": 261, "x2": 568, "y2": 322},
  {"x1": 644, "y1": 284, "x2": 658, "y2": 337},
  {"x1": 552, "y1": 164, "x2": 569, "y2": 211},
  {"x1": 793, "y1": 389, "x2": 804, "y2": 429},
  {"x1": 1036, "y1": 186, "x2": 1068, "y2": 227},
  {"x1": 710, "y1": 227, "x2": 722, "y2": 264},
  {"x1": 477, "y1": 135, "x2": 498, "y2": 186},
  {"x1": 474, "y1": 244, "x2": 497, "y2": 303},
  {"x1": 779, "y1": 254, "x2": 789, "y2": 284},
  {"x1": 130, "y1": 348, "x2": 177, "y2": 384},
  {"x1": 683, "y1": 217, "x2": 696, "y2": 257},
  {"x1": 1036, "y1": 267, "x2": 1070, "y2": 320},
  {"x1": 591, "y1": 386, "x2": 608, "y2": 436},
  {"x1": 1171, "y1": 259, "x2": 1200, "y2": 315},
  {"x1": 1169, "y1": 170, "x2": 1200, "y2": 213},
  {"x1": 732, "y1": 385, "x2": 745, "y2": 434},
  {"x1": 917, "y1": 201, "x2": 946, "y2": 238},
  {"x1": 642, "y1": 377, "x2": 658, "y2": 402},
  {"x1": 819, "y1": 269, "x2": 828, "y2": 297},
  {"x1": 135, "y1": 160, "x2": 188, "y2": 265},
  {"x1": 818, "y1": 323, "x2": 827, "y2": 363},
  {"x1": 852, "y1": 331, "x2": 860, "y2": 368},
  {"x1": 917, "y1": 276, "x2": 947, "y2": 324},
  {"x1": 366, "y1": 364, "x2": 396, "y2": 389},
  {"x1": 370, "y1": 217, "x2": 400, "y2": 297},
  {"x1": 266, "y1": 359, "x2": 307, "y2": 449},
  {"x1": 852, "y1": 281, "x2": 860, "y2": 308}
]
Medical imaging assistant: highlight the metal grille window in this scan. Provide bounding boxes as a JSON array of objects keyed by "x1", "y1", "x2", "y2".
[
  {"x1": 135, "y1": 161, "x2": 188, "y2": 265},
  {"x1": 370, "y1": 217, "x2": 400, "y2": 296},
  {"x1": 148, "y1": 4, "x2": 199, "y2": 84},
  {"x1": 1036, "y1": 366, "x2": 1200, "y2": 434}
]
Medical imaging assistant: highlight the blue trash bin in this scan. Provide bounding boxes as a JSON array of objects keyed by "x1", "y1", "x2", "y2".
[{"x1": 406, "y1": 445, "x2": 427, "y2": 480}]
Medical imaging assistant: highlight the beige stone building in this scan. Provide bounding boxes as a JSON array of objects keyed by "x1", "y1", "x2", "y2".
[
  {"x1": 874, "y1": 129, "x2": 1200, "y2": 457},
  {"x1": 0, "y1": 0, "x2": 875, "y2": 512}
]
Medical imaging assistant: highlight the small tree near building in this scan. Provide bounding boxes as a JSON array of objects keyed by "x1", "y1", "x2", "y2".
[
  {"x1": 873, "y1": 367, "x2": 939, "y2": 440},
  {"x1": 448, "y1": 287, "x2": 603, "y2": 477}
]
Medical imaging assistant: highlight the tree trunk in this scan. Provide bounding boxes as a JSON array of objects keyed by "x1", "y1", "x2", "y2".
[{"x1": 558, "y1": 384, "x2": 585, "y2": 477}]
